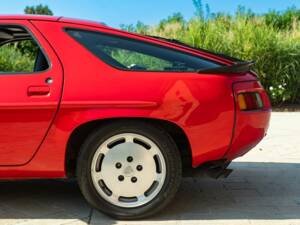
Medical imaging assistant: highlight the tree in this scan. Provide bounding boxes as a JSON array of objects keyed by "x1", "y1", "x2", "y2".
[{"x1": 24, "y1": 4, "x2": 53, "y2": 15}]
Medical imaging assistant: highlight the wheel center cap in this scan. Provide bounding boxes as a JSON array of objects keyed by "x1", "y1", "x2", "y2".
[{"x1": 123, "y1": 166, "x2": 134, "y2": 176}]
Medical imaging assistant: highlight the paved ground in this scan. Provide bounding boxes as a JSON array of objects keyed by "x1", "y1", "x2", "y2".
[{"x1": 0, "y1": 112, "x2": 299, "y2": 225}]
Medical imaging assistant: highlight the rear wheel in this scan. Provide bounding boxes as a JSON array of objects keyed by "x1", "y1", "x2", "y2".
[{"x1": 76, "y1": 121, "x2": 182, "y2": 219}]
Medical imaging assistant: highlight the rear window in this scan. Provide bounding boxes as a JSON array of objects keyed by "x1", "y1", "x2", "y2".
[{"x1": 65, "y1": 28, "x2": 221, "y2": 72}]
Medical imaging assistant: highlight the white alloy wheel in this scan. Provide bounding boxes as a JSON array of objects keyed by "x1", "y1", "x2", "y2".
[{"x1": 90, "y1": 133, "x2": 166, "y2": 208}]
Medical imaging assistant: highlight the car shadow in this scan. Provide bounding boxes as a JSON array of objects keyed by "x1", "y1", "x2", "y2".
[{"x1": 0, "y1": 161, "x2": 299, "y2": 224}]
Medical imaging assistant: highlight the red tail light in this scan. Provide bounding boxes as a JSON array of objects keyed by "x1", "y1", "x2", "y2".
[{"x1": 237, "y1": 92, "x2": 263, "y2": 111}]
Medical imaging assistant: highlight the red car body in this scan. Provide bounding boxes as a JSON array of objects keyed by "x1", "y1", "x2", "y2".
[{"x1": 0, "y1": 15, "x2": 271, "y2": 179}]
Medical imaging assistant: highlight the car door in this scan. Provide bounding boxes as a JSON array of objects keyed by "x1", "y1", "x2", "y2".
[{"x1": 0, "y1": 20, "x2": 63, "y2": 165}]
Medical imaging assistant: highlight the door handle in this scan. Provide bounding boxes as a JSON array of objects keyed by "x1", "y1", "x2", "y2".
[{"x1": 27, "y1": 86, "x2": 50, "y2": 96}]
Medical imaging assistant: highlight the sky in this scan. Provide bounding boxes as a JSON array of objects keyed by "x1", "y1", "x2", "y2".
[{"x1": 1, "y1": 0, "x2": 300, "y2": 28}]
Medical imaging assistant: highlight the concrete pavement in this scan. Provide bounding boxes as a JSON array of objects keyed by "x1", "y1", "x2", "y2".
[{"x1": 0, "y1": 112, "x2": 299, "y2": 225}]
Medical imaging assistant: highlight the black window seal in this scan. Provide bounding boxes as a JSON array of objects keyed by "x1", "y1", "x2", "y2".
[
  {"x1": 197, "y1": 61, "x2": 255, "y2": 75},
  {"x1": 0, "y1": 37, "x2": 32, "y2": 47},
  {"x1": 63, "y1": 27, "x2": 225, "y2": 73},
  {"x1": 0, "y1": 24, "x2": 51, "y2": 75}
]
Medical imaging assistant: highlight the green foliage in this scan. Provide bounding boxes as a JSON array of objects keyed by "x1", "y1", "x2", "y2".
[
  {"x1": 265, "y1": 7, "x2": 300, "y2": 30},
  {"x1": 24, "y1": 4, "x2": 53, "y2": 15},
  {"x1": 235, "y1": 5, "x2": 255, "y2": 19},
  {"x1": 16, "y1": 40, "x2": 38, "y2": 59},
  {"x1": 158, "y1": 13, "x2": 185, "y2": 30},
  {"x1": 120, "y1": 21, "x2": 149, "y2": 35},
  {"x1": 120, "y1": 3, "x2": 300, "y2": 105},
  {"x1": 0, "y1": 42, "x2": 35, "y2": 72}
]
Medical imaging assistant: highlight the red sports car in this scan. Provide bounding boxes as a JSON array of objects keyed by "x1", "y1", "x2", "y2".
[{"x1": 0, "y1": 15, "x2": 271, "y2": 219}]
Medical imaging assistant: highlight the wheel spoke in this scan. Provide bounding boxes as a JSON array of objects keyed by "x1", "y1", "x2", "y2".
[
  {"x1": 125, "y1": 135, "x2": 134, "y2": 143},
  {"x1": 109, "y1": 194, "x2": 120, "y2": 203},
  {"x1": 156, "y1": 173, "x2": 163, "y2": 181},
  {"x1": 91, "y1": 171, "x2": 102, "y2": 181},
  {"x1": 137, "y1": 194, "x2": 147, "y2": 202},
  {"x1": 147, "y1": 146, "x2": 159, "y2": 156},
  {"x1": 100, "y1": 146, "x2": 109, "y2": 154}
]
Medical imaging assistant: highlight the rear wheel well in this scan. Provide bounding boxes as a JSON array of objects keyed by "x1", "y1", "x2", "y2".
[{"x1": 65, "y1": 118, "x2": 192, "y2": 177}]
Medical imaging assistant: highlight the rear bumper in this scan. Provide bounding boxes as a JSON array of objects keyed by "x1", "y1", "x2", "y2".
[{"x1": 225, "y1": 80, "x2": 271, "y2": 160}]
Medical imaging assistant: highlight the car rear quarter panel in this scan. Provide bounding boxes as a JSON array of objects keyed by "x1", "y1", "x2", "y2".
[
  {"x1": 0, "y1": 20, "x2": 238, "y2": 178},
  {"x1": 225, "y1": 81, "x2": 271, "y2": 159}
]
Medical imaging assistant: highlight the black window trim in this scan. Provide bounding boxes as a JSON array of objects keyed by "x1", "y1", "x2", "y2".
[
  {"x1": 64, "y1": 27, "x2": 224, "y2": 73},
  {"x1": 0, "y1": 24, "x2": 51, "y2": 75},
  {"x1": 0, "y1": 37, "x2": 31, "y2": 47}
]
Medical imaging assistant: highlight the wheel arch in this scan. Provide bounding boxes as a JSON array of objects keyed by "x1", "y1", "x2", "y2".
[{"x1": 65, "y1": 117, "x2": 192, "y2": 177}]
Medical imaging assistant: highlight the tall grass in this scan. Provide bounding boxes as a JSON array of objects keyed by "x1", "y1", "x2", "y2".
[{"x1": 123, "y1": 10, "x2": 300, "y2": 105}]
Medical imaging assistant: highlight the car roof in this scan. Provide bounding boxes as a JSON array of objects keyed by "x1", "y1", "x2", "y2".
[
  {"x1": 0, "y1": 15, "x2": 107, "y2": 27},
  {"x1": 0, "y1": 15, "x2": 60, "y2": 21},
  {"x1": 58, "y1": 17, "x2": 107, "y2": 28}
]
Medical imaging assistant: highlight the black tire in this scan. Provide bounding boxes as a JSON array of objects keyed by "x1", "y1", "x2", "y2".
[{"x1": 76, "y1": 120, "x2": 182, "y2": 220}]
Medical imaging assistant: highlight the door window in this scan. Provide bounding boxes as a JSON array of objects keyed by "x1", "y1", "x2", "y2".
[{"x1": 0, "y1": 25, "x2": 49, "y2": 73}]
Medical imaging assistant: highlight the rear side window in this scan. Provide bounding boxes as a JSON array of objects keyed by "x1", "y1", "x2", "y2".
[{"x1": 66, "y1": 28, "x2": 221, "y2": 72}]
